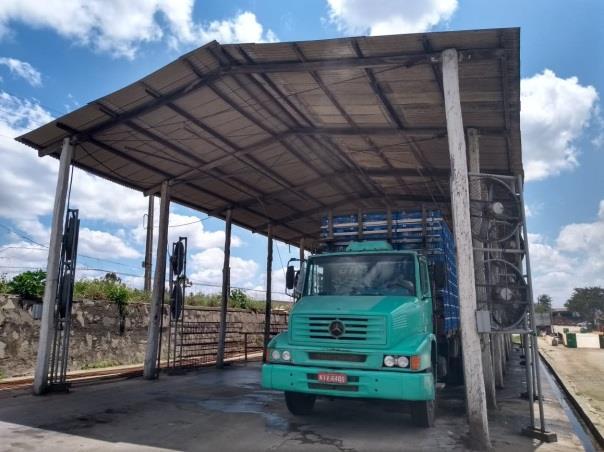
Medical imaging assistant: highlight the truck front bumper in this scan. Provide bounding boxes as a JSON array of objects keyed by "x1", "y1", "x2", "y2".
[{"x1": 261, "y1": 363, "x2": 434, "y2": 401}]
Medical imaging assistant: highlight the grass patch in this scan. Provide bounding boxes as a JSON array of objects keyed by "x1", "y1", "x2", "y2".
[
  {"x1": 184, "y1": 289, "x2": 291, "y2": 312},
  {"x1": 81, "y1": 359, "x2": 122, "y2": 370}
]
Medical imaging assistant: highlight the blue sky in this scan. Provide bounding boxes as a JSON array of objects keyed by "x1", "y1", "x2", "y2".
[{"x1": 0, "y1": 0, "x2": 602, "y2": 305}]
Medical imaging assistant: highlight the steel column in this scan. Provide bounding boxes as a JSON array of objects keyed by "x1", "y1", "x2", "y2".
[
  {"x1": 217, "y1": 208, "x2": 232, "y2": 368},
  {"x1": 263, "y1": 225, "x2": 273, "y2": 361},
  {"x1": 144, "y1": 195, "x2": 154, "y2": 294}
]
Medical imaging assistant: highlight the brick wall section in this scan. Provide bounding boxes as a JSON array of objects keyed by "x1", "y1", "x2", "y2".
[{"x1": 0, "y1": 294, "x2": 288, "y2": 378}]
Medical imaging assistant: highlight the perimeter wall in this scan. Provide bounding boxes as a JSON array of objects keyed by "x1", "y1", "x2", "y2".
[{"x1": 0, "y1": 294, "x2": 287, "y2": 378}]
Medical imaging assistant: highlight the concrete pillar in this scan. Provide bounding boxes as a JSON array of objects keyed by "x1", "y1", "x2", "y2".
[
  {"x1": 467, "y1": 127, "x2": 498, "y2": 409},
  {"x1": 143, "y1": 195, "x2": 154, "y2": 294},
  {"x1": 493, "y1": 334, "x2": 504, "y2": 388},
  {"x1": 442, "y1": 48, "x2": 490, "y2": 449},
  {"x1": 263, "y1": 225, "x2": 273, "y2": 361},
  {"x1": 33, "y1": 138, "x2": 74, "y2": 395},
  {"x1": 217, "y1": 208, "x2": 232, "y2": 368},
  {"x1": 143, "y1": 181, "x2": 170, "y2": 379}
]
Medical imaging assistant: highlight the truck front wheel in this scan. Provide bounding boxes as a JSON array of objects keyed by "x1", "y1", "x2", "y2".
[
  {"x1": 410, "y1": 398, "x2": 436, "y2": 428},
  {"x1": 284, "y1": 391, "x2": 316, "y2": 415}
]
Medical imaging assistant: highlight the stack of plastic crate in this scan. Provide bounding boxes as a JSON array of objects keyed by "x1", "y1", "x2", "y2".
[{"x1": 320, "y1": 209, "x2": 459, "y2": 334}]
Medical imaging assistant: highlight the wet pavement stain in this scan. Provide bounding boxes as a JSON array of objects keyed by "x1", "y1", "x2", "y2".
[{"x1": 274, "y1": 423, "x2": 357, "y2": 452}]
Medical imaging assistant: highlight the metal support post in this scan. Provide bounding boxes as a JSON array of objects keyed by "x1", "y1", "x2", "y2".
[
  {"x1": 217, "y1": 208, "x2": 232, "y2": 368},
  {"x1": 467, "y1": 127, "x2": 498, "y2": 408},
  {"x1": 299, "y1": 237, "x2": 305, "y2": 263},
  {"x1": 33, "y1": 137, "x2": 74, "y2": 395},
  {"x1": 263, "y1": 224, "x2": 273, "y2": 361},
  {"x1": 143, "y1": 181, "x2": 170, "y2": 379},
  {"x1": 442, "y1": 48, "x2": 490, "y2": 449},
  {"x1": 519, "y1": 176, "x2": 556, "y2": 442},
  {"x1": 143, "y1": 195, "x2": 154, "y2": 293}
]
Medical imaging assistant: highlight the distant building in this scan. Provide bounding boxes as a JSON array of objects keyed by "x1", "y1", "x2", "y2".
[{"x1": 551, "y1": 307, "x2": 581, "y2": 326}]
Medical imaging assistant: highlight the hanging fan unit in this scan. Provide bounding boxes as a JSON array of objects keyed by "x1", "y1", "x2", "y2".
[
  {"x1": 483, "y1": 258, "x2": 529, "y2": 331},
  {"x1": 469, "y1": 176, "x2": 522, "y2": 243}
]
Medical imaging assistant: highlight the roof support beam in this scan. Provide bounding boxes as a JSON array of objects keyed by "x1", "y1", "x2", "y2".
[
  {"x1": 55, "y1": 122, "x2": 309, "y2": 239},
  {"x1": 31, "y1": 45, "x2": 505, "y2": 153},
  {"x1": 221, "y1": 45, "x2": 368, "y2": 202},
  {"x1": 128, "y1": 91, "x2": 321, "y2": 207},
  {"x1": 497, "y1": 31, "x2": 514, "y2": 173},
  {"x1": 257, "y1": 192, "x2": 449, "y2": 229},
  {"x1": 227, "y1": 48, "x2": 505, "y2": 74},
  {"x1": 291, "y1": 43, "x2": 407, "y2": 203},
  {"x1": 182, "y1": 56, "x2": 327, "y2": 209},
  {"x1": 233, "y1": 46, "x2": 389, "y2": 200},
  {"x1": 211, "y1": 167, "x2": 452, "y2": 214},
  {"x1": 352, "y1": 39, "x2": 448, "y2": 201}
]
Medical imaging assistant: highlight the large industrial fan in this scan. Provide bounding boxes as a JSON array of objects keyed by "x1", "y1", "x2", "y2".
[
  {"x1": 483, "y1": 258, "x2": 529, "y2": 331},
  {"x1": 469, "y1": 176, "x2": 522, "y2": 243}
]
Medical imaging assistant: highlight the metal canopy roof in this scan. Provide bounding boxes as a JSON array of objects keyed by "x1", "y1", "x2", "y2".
[{"x1": 17, "y1": 27, "x2": 521, "y2": 249}]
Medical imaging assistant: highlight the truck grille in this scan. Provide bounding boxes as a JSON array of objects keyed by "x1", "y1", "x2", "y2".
[
  {"x1": 291, "y1": 315, "x2": 387, "y2": 345},
  {"x1": 308, "y1": 352, "x2": 367, "y2": 363}
]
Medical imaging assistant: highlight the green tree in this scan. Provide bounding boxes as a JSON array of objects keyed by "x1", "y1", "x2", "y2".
[
  {"x1": 229, "y1": 288, "x2": 252, "y2": 310},
  {"x1": 535, "y1": 294, "x2": 552, "y2": 314},
  {"x1": 8, "y1": 270, "x2": 46, "y2": 299},
  {"x1": 565, "y1": 287, "x2": 604, "y2": 328}
]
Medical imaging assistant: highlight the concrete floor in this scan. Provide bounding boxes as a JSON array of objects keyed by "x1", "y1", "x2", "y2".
[{"x1": 0, "y1": 349, "x2": 591, "y2": 451}]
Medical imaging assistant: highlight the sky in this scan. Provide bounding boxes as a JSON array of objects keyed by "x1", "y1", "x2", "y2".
[{"x1": 0, "y1": 0, "x2": 602, "y2": 306}]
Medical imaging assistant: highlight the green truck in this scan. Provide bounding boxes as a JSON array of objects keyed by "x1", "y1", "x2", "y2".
[{"x1": 261, "y1": 210, "x2": 461, "y2": 427}]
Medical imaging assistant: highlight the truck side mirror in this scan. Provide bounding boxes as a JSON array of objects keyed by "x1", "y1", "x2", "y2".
[{"x1": 286, "y1": 265, "x2": 295, "y2": 290}]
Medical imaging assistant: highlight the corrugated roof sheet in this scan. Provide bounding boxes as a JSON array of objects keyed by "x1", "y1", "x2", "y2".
[{"x1": 17, "y1": 27, "x2": 521, "y2": 249}]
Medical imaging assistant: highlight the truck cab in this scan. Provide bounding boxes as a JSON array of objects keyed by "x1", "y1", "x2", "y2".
[{"x1": 261, "y1": 240, "x2": 439, "y2": 427}]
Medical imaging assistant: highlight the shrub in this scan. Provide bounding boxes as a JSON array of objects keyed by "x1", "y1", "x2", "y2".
[
  {"x1": 8, "y1": 270, "x2": 46, "y2": 299},
  {"x1": 107, "y1": 282, "x2": 130, "y2": 315},
  {"x1": 0, "y1": 273, "x2": 9, "y2": 294}
]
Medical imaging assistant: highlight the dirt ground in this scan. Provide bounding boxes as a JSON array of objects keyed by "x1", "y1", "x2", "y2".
[{"x1": 539, "y1": 337, "x2": 604, "y2": 440}]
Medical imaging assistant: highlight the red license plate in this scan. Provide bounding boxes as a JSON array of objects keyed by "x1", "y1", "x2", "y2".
[{"x1": 317, "y1": 372, "x2": 348, "y2": 384}]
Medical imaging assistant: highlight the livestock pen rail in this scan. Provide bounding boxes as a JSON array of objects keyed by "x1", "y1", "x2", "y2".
[{"x1": 164, "y1": 319, "x2": 288, "y2": 370}]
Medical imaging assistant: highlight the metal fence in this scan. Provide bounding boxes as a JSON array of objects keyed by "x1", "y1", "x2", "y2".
[{"x1": 163, "y1": 318, "x2": 288, "y2": 371}]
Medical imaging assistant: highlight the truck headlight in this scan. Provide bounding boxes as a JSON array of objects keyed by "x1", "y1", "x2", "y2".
[
  {"x1": 281, "y1": 350, "x2": 291, "y2": 361},
  {"x1": 271, "y1": 350, "x2": 281, "y2": 361},
  {"x1": 396, "y1": 356, "x2": 409, "y2": 368},
  {"x1": 383, "y1": 355, "x2": 395, "y2": 367}
]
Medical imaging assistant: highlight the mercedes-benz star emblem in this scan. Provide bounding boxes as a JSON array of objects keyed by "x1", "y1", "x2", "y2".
[{"x1": 329, "y1": 320, "x2": 345, "y2": 338}]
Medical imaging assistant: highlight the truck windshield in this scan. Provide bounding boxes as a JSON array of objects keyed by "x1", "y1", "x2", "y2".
[{"x1": 303, "y1": 254, "x2": 416, "y2": 297}]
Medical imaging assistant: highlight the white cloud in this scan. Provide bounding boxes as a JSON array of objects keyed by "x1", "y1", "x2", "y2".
[
  {"x1": 0, "y1": 1, "x2": 277, "y2": 59},
  {"x1": 0, "y1": 57, "x2": 41, "y2": 86},
  {"x1": 0, "y1": 91, "x2": 150, "y2": 227},
  {"x1": 529, "y1": 202, "x2": 604, "y2": 306},
  {"x1": 199, "y1": 11, "x2": 278, "y2": 45},
  {"x1": 326, "y1": 0, "x2": 457, "y2": 35},
  {"x1": 0, "y1": 241, "x2": 47, "y2": 274},
  {"x1": 188, "y1": 247, "x2": 259, "y2": 291},
  {"x1": 78, "y1": 227, "x2": 141, "y2": 260},
  {"x1": 130, "y1": 212, "x2": 242, "y2": 256},
  {"x1": 521, "y1": 69, "x2": 599, "y2": 181}
]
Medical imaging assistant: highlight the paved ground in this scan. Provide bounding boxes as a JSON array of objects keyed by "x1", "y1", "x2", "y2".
[
  {"x1": 0, "y1": 349, "x2": 590, "y2": 451},
  {"x1": 540, "y1": 338, "x2": 604, "y2": 441}
]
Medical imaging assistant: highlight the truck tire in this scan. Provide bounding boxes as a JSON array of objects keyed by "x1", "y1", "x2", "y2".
[
  {"x1": 411, "y1": 349, "x2": 437, "y2": 428},
  {"x1": 410, "y1": 398, "x2": 436, "y2": 428},
  {"x1": 285, "y1": 391, "x2": 316, "y2": 415}
]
